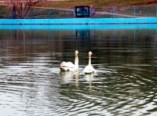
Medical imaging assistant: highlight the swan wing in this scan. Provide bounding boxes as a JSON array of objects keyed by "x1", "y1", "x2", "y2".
[
  {"x1": 66, "y1": 62, "x2": 75, "y2": 67},
  {"x1": 60, "y1": 61, "x2": 76, "y2": 71}
]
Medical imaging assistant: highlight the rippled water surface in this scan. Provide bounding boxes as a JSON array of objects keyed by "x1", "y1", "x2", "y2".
[{"x1": 0, "y1": 26, "x2": 157, "y2": 116}]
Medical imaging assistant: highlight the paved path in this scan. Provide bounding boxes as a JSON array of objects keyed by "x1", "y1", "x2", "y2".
[
  {"x1": 36, "y1": 7, "x2": 140, "y2": 18},
  {"x1": 95, "y1": 11, "x2": 138, "y2": 18}
]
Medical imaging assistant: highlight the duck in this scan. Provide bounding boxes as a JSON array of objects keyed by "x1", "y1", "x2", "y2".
[
  {"x1": 60, "y1": 50, "x2": 79, "y2": 72},
  {"x1": 83, "y1": 51, "x2": 95, "y2": 74}
]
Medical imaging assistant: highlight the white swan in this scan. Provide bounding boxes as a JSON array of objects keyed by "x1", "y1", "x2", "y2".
[
  {"x1": 60, "y1": 50, "x2": 79, "y2": 72},
  {"x1": 83, "y1": 51, "x2": 95, "y2": 74}
]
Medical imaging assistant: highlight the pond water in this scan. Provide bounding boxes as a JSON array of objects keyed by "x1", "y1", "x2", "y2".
[{"x1": 0, "y1": 25, "x2": 157, "y2": 116}]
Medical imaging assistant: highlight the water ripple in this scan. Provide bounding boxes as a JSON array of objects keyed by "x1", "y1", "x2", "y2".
[{"x1": 1, "y1": 29, "x2": 157, "y2": 116}]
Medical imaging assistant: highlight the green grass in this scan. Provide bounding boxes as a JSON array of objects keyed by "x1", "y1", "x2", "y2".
[{"x1": 37, "y1": 0, "x2": 157, "y2": 8}]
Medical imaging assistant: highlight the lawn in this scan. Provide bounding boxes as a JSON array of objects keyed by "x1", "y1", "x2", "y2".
[{"x1": 37, "y1": 0, "x2": 157, "y2": 8}]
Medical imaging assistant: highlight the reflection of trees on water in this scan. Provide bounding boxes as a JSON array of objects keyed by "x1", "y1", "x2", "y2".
[
  {"x1": 0, "y1": 30, "x2": 67, "y2": 63},
  {"x1": 0, "y1": 29, "x2": 157, "y2": 67},
  {"x1": 85, "y1": 30, "x2": 157, "y2": 66}
]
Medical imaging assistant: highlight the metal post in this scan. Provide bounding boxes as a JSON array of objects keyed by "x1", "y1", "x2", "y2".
[
  {"x1": 31, "y1": 8, "x2": 34, "y2": 19},
  {"x1": 71, "y1": 8, "x2": 73, "y2": 18},
  {"x1": 112, "y1": 7, "x2": 115, "y2": 18},
  {"x1": 11, "y1": 8, "x2": 14, "y2": 19},
  {"x1": 90, "y1": 7, "x2": 94, "y2": 18},
  {"x1": 12, "y1": 6, "x2": 16, "y2": 19},
  {"x1": 133, "y1": 6, "x2": 136, "y2": 17},
  {"x1": 50, "y1": 9, "x2": 53, "y2": 18},
  {"x1": 156, "y1": 7, "x2": 157, "y2": 17}
]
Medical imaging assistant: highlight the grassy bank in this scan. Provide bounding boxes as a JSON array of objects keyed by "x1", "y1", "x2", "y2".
[
  {"x1": 0, "y1": 5, "x2": 6, "y2": 9},
  {"x1": 37, "y1": 0, "x2": 157, "y2": 8}
]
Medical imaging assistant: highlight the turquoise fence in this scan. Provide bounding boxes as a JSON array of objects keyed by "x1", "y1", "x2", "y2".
[
  {"x1": 0, "y1": 18, "x2": 157, "y2": 25},
  {"x1": 1, "y1": 24, "x2": 157, "y2": 30},
  {"x1": 0, "y1": 6, "x2": 157, "y2": 19}
]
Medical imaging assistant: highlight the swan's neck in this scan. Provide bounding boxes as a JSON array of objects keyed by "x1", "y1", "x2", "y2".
[
  {"x1": 74, "y1": 56, "x2": 79, "y2": 67},
  {"x1": 88, "y1": 56, "x2": 91, "y2": 65}
]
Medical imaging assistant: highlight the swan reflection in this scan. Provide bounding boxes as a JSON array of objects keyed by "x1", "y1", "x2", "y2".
[
  {"x1": 60, "y1": 71, "x2": 74, "y2": 83},
  {"x1": 85, "y1": 73, "x2": 94, "y2": 91},
  {"x1": 74, "y1": 72, "x2": 79, "y2": 88},
  {"x1": 60, "y1": 71, "x2": 79, "y2": 87}
]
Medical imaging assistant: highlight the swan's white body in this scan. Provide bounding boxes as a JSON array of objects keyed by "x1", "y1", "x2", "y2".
[
  {"x1": 60, "y1": 50, "x2": 79, "y2": 72},
  {"x1": 83, "y1": 65, "x2": 95, "y2": 74},
  {"x1": 83, "y1": 51, "x2": 95, "y2": 74}
]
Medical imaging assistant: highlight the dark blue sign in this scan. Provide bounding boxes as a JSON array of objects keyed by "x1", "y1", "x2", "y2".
[{"x1": 75, "y1": 6, "x2": 90, "y2": 18}]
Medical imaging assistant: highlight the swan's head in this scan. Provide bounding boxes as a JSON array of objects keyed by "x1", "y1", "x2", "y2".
[
  {"x1": 75, "y1": 50, "x2": 79, "y2": 57},
  {"x1": 88, "y1": 51, "x2": 92, "y2": 56}
]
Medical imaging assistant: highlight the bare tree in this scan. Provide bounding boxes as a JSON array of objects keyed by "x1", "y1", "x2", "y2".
[{"x1": 7, "y1": 0, "x2": 45, "y2": 18}]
